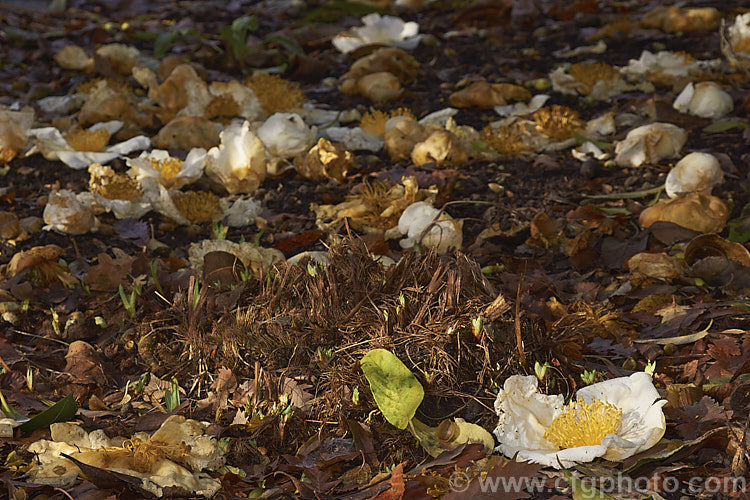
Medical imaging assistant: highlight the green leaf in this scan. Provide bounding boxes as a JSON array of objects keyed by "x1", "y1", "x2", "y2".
[
  {"x1": 586, "y1": 185, "x2": 664, "y2": 200},
  {"x1": 165, "y1": 377, "x2": 180, "y2": 412},
  {"x1": 232, "y1": 15, "x2": 258, "y2": 35},
  {"x1": 154, "y1": 32, "x2": 178, "y2": 59},
  {"x1": 408, "y1": 418, "x2": 444, "y2": 457},
  {"x1": 18, "y1": 394, "x2": 78, "y2": 434},
  {"x1": 702, "y1": 121, "x2": 749, "y2": 133},
  {"x1": 574, "y1": 134, "x2": 612, "y2": 150},
  {"x1": 564, "y1": 471, "x2": 616, "y2": 500},
  {"x1": 360, "y1": 349, "x2": 424, "y2": 429},
  {"x1": 264, "y1": 35, "x2": 304, "y2": 56}
]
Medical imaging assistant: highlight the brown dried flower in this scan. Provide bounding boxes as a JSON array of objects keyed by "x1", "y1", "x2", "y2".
[
  {"x1": 568, "y1": 62, "x2": 619, "y2": 95},
  {"x1": 65, "y1": 128, "x2": 111, "y2": 152},
  {"x1": 88, "y1": 164, "x2": 142, "y2": 201},
  {"x1": 172, "y1": 191, "x2": 222, "y2": 224},
  {"x1": 530, "y1": 105, "x2": 582, "y2": 141},
  {"x1": 246, "y1": 73, "x2": 305, "y2": 115},
  {"x1": 481, "y1": 123, "x2": 531, "y2": 155},
  {"x1": 359, "y1": 108, "x2": 415, "y2": 135}
]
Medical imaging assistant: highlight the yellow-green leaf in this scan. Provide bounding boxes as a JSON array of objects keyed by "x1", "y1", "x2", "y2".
[{"x1": 360, "y1": 349, "x2": 424, "y2": 429}]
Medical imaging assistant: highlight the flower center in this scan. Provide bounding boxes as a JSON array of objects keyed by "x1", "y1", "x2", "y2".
[
  {"x1": 65, "y1": 128, "x2": 111, "y2": 152},
  {"x1": 149, "y1": 157, "x2": 183, "y2": 180},
  {"x1": 544, "y1": 399, "x2": 622, "y2": 448}
]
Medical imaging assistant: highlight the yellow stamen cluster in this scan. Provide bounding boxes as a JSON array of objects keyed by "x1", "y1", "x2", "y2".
[
  {"x1": 149, "y1": 157, "x2": 183, "y2": 181},
  {"x1": 360, "y1": 108, "x2": 415, "y2": 135},
  {"x1": 481, "y1": 123, "x2": 531, "y2": 155},
  {"x1": 172, "y1": 190, "x2": 222, "y2": 223},
  {"x1": 206, "y1": 94, "x2": 241, "y2": 119},
  {"x1": 88, "y1": 164, "x2": 142, "y2": 201},
  {"x1": 65, "y1": 128, "x2": 111, "y2": 152},
  {"x1": 247, "y1": 73, "x2": 305, "y2": 114},
  {"x1": 122, "y1": 437, "x2": 191, "y2": 473},
  {"x1": 531, "y1": 105, "x2": 582, "y2": 141},
  {"x1": 544, "y1": 399, "x2": 622, "y2": 449},
  {"x1": 568, "y1": 62, "x2": 620, "y2": 95}
]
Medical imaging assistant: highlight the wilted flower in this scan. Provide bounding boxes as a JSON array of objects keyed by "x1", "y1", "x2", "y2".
[
  {"x1": 357, "y1": 72, "x2": 404, "y2": 102},
  {"x1": 332, "y1": 14, "x2": 422, "y2": 54},
  {"x1": 88, "y1": 163, "x2": 151, "y2": 219},
  {"x1": 359, "y1": 108, "x2": 415, "y2": 135},
  {"x1": 398, "y1": 201, "x2": 462, "y2": 254},
  {"x1": 43, "y1": 189, "x2": 99, "y2": 234},
  {"x1": 295, "y1": 138, "x2": 354, "y2": 182},
  {"x1": 673, "y1": 82, "x2": 733, "y2": 119},
  {"x1": 530, "y1": 105, "x2": 583, "y2": 141},
  {"x1": 205, "y1": 120, "x2": 267, "y2": 194},
  {"x1": 614, "y1": 123, "x2": 687, "y2": 167},
  {"x1": 665, "y1": 152, "x2": 724, "y2": 198},
  {"x1": 171, "y1": 191, "x2": 223, "y2": 224},
  {"x1": 722, "y1": 13, "x2": 750, "y2": 70},
  {"x1": 0, "y1": 105, "x2": 34, "y2": 164},
  {"x1": 493, "y1": 373, "x2": 666, "y2": 469},
  {"x1": 246, "y1": 73, "x2": 305, "y2": 116},
  {"x1": 28, "y1": 121, "x2": 150, "y2": 170},
  {"x1": 257, "y1": 113, "x2": 316, "y2": 159},
  {"x1": 411, "y1": 129, "x2": 468, "y2": 167},
  {"x1": 127, "y1": 149, "x2": 206, "y2": 190}
]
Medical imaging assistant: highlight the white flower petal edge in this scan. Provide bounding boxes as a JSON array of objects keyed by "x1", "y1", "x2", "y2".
[
  {"x1": 493, "y1": 373, "x2": 667, "y2": 469},
  {"x1": 332, "y1": 14, "x2": 422, "y2": 53}
]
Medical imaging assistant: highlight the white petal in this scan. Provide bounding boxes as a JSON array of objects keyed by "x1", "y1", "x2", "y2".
[
  {"x1": 576, "y1": 372, "x2": 659, "y2": 414},
  {"x1": 493, "y1": 375, "x2": 563, "y2": 454},
  {"x1": 106, "y1": 135, "x2": 150, "y2": 155},
  {"x1": 57, "y1": 151, "x2": 120, "y2": 170}
]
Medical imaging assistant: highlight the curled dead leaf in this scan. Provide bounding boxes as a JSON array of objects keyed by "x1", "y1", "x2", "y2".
[{"x1": 626, "y1": 252, "x2": 685, "y2": 281}]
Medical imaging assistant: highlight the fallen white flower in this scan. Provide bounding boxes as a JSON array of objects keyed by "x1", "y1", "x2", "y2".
[
  {"x1": 614, "y1": 122, "x2": 687, "y2": 167},
  {"x1": 28, "y1": 121, "x2": 150, "y2": 170},
  {"x1": 43, "y1": 189, "x2": 99, "y2": 234},
  {"x1": 257, "y1": 112, "x2": 316, "y2": 158},
  {"x1": 665, "y1": 152, "x2": 724, "y2": 198},
  {"x1": 221, "y1": 197, "x2": 261, "y2": 227},
  {"x1": 206, "y1": 120, "x2": 267, "y2": 194},
  {"x1": 332, "y1": 14, "x2": 422, "y2": 54},
  {"x1": 324, "y1": 126, "x2": 384, "y2": 152},
  {"x1": 493, "y1": 372, "x2": 666, "y2": 469},
  {"x1": 494, "y1": 94, "x2": 550, "y2": 117},
  {"x1": 398, "y1": 201, "x2": 462, "y2": 254},
  {"x1": 673, "y1": 82, "x2": 733, "y2": 119},
  {"x1": 127, "y1": 148, "x2": 206, "y2": 190}
]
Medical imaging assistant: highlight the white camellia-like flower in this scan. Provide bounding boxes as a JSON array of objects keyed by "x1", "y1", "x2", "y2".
[
  {"x1": 28, "y1": 121, "x2": 150, "y2": 170},
  {"x1": 206, "y1": 121, "x2": 267, "y2": 195},
  {"x1": 493, "y1": 372, "x2": 666, "y2": 469},
  {"x1": 614, "y1": 123, "x2": 687, "y2": 167},
  {"x1": 332, "y1": 14, "x2": 422, "y2": 54},
  {"x1": 43, "y1": 189, "x2": 99, "y2": 235},
  {"x1": 257, "y1": 112, "x2": 316, "y2": 159},
  {"x1": 673, "y1": 82, "x2": 733, "y2": 118},
  {"x1": 665, "y1": 152, "x2": 724, "y2": 198},
  {"x1": 127, "y1": 149, "x2": 206, "y2": 190},
  {"x1": 397, "y1": 201, "x2": 462, "y2": 254}
]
